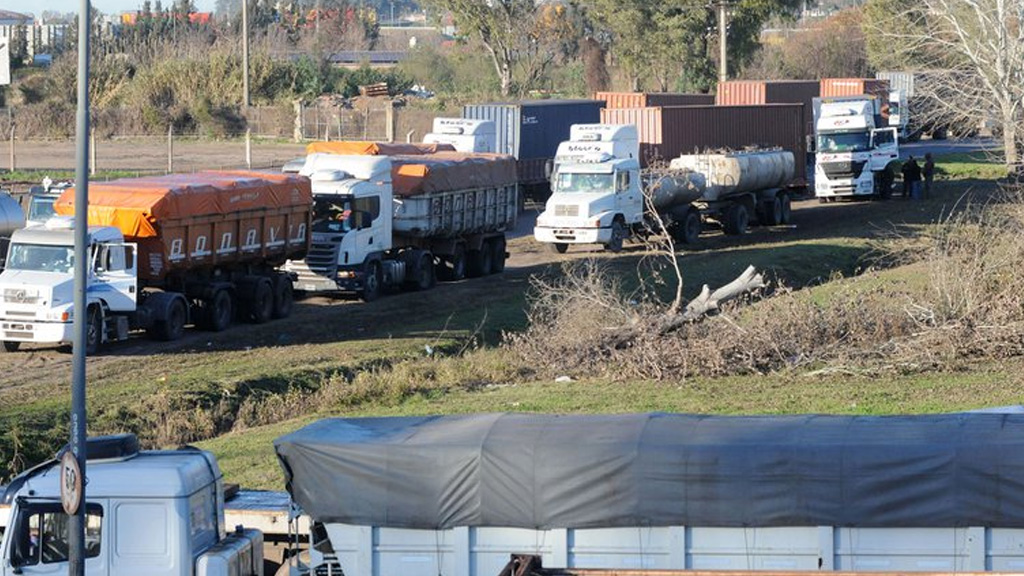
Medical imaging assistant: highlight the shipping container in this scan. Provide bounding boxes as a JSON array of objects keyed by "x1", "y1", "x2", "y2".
[
  {"x1": 716, "y1": 80, "x2": 819, "y2": 135},
  {"x1": 876, "y1": 71, "x2": 916, "y2": 97},
  {"x1": 596, "y1": 92, "x2": 714, "y2": 109},
  {"x1": 601, "y1": 104, "x2": 808, "y2": 186},
  {"x1": 820, "y1": 77, "x2": 890, "y2": 100},
  {"x1": 462, "y1": 100, "x2": 605, "y2": 189}
]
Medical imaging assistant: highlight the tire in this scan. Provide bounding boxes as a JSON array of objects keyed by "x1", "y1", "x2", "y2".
[
  {"x1": 550, "y1": 242, "x2": 569, "y2": 254},
  {"x1": 723, "y1": 203, "x2": 749, "y2": 236},
  {"x1": 149, "y1": 298, "x2": 187, "y2": 342},
  {"x1": 466, "y1": 248, "x2": 486, "y2": 278},
  {"x1": 605, "y1": 219, "x2": 626, "y2": 252},
  {"x1": 1, "y1": 341, "x2": 20, "y2": 352},
  {"x1": 245, "y1": 280, "x2": 274, "y2": 324},
  {"x1": 408, "y1": 253, "x2": 436, "y2": 291},
  {"x1": 360, "y1": 262, "x2": 382, "y2": 302},
  {"x1": 671, "y1": 210, "x2": 701, "y2": 244},
  {"x1": 779, "y1": 194, "x2": 792, "y2": 225},
  {"x1": 203, "y1": 289, "x2": 233, "y2": 332},
  {"x1": 876, "y1": 167, "x2": 894, "y2": 200},
  {"x1": 490, "y1": 237, "x2": 507, "y2": 273},
  {"x1": 85, "y1": 306, "x2": 102, "y2": 356},
  {"x1": 762, "y1": 196, "x2": 783, "y2": 226},
  {"x1": 272, "y1": 276, "x2": 294, "y2": 319},
  {"x1": 480, "y1": 241, "x2": 495, "y2": 275}
]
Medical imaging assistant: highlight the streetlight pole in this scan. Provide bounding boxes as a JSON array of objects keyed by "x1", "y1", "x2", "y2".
[
  {"x1": 242, "y1": 0, "x2": 250, "y2": 107},
  {"x1": 717, "y1": 0, "x2": 728, "y2": 85},
  {"x1": 69, "y1": 0, "x2": 91, "y2": 573}
]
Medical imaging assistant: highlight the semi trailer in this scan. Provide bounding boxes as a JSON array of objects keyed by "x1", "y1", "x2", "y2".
[
  {"x1": 0, "y1": 171, "x2": 311, "y2": 353},
  {"x1": 534, "y1": 124, "x2": 799, "y2": 252},
  {"x1": 283, "y1": 151, "x2": 518, "y2": 300}
]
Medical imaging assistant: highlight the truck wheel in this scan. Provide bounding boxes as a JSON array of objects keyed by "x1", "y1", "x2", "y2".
[
  {"x1": 762, "y1": 196, "x2": 783, "y2": 226},
  {"x1": 272, "y1": 276, "x2": 294, "y2": 319},
  {"x1": 360, "y1": 262, "x2": 382, "y2": 302},
  {"x1": 204, "y1": 290, "x2": 233, "y2": 332},
  {"x1": 466, "y1": 248, "x2": 486, "y2": 278},
  {"x1": 605, "y1": 219, "x2": 626, "y2": 252},
  {"x1": 408, "y1": 253, "x2": 436, "y2": 291},
  {"x1": 674, "y1": 210, "x2": 702, "y2": 244},
  {"x1": 85, "y1": 306, "x2": 102, "y2": 355},
  {"x1": 149, "y1": 298, "x2": 187, "y2": 342},
  {"x1": 491, "y1": 237, "x2": 507, "y2": 273},
  {"x1": 550, "y1": 242, "x2": 569, "y2": 254},
  {"x1": 481, "y1": 241, "x2": 495, "y2": 275},
  {"x1": 779, "y1": 194, "x2": 792, "y2": 224},
  {"x1": 247, "y1": 279, "x2": 274, "y2": 324},
  {"x1": 1, "y1": 341, "x2": 20, "y2": 352},
  {"x1": 443, "y1": 246, "x2": 467, "y2": 281},
  {"x1": 723, "y1": 203, "x2": 749, "y2": 236}
]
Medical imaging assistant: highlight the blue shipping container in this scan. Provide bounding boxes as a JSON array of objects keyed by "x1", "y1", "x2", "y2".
[{"x1": 462, "y1": 100, "x2": 605, "y2": 161}]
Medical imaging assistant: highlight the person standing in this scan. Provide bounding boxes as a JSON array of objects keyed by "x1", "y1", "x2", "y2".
[
  {"x1": 923, "y1": 153, "x2": 935, "y2": 198},
  {"x1": 901, "y1": 157, "x2": 913, "y2": 198},
  {"x1": 906, "y1": 157, "x2": 923, "y2": 199}
]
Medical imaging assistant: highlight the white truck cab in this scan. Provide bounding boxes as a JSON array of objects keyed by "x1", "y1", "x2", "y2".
[
  {"x1": 0, "y1": 220, "x2": 137, "y2": 352},
  {"x1": 423, "y1": 118, "x2": 496, "y2": 153},
  {"x1": 535, "y1": 124, "x2": 643, "y2": 253},
  {"x1": 814, "y1": 96, "x2": 900, "y2": 200},
  {"x1": 0, "y1": 435, "x2": 262, "y2": 576}
]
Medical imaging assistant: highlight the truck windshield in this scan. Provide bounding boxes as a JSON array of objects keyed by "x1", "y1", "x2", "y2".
[
  {"x1": 312, "y1": 198, "x2": 354, "y2": 234},
  {"x1": 10, "y1": 502, "x2": 103, "y2": 567},
  {"x1": 27, "y1": 195, "x2": 57, "y2": 222},
  {"x1": 817, "y1": 132, "x2": 871, "y2": 153},
  {"x1": 5, "y1": 244, "x2": 75, "y2": 273},
  {"x1": 556, "y1": 172, "x2": 614, "y2": 194}
]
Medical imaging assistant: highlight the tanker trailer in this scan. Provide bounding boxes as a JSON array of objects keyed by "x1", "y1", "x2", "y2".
[{"x1": 0, "y1": 191, "x2": 26, "y2": 271}]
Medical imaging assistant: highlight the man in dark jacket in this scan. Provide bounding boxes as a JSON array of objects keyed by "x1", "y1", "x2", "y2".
[{"x1": 904, "y1": 157, "x2": 923, "y2": 199}]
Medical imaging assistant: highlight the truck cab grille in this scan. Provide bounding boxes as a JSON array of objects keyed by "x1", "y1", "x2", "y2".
[{"x1": 822, "y1": 160, "x2": 867, "y2": 180}]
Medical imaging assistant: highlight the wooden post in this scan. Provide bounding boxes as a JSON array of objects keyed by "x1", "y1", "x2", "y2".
[
  {"x1": 386, "y1": 101, "x2": 395, "y2": 142},
  {"x1": 293, "y1": 100, "x2": 303, "y2": 143},
  {"x1": 9, "y1": 124, "x2": 14, "y2": 173},
  {"x1": 89, "y1": 127, "x2": 96, "y2": 176},
  {"x1": 245, "y1": 128, "x2": 253, "y2": 169},
  {"x1": 167, "y1": 124, "x2": 173, "y2": 173}
]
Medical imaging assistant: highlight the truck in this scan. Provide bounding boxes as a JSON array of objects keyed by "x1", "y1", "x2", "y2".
[
  {"x1": 423, "y1": 118, "x2": 496, "y2": 153},
  {"x1": 282, "y1": 151, "x2": 518, "y2": 300},
  {"x1": 273, "y1": 412, "x2": 1024, "y2": 576},
  {"x1": 462, "y1": 100, "x2": 606, "y2": 201},
  {"x1": 0, "y1": 434, "x2": 265, "y2": 576},
  {"x1": 0, "y1": 171, "x2": 311, "y2": 353},
  {"x1": 23, "y1": 179, "x2": 73, "y2": 227},
  {"x1": 0, "y1": 193, "x2": 25, "y2": 271},
  {"x1": 813, "y1": 95, "x2": 900, "y2": 201},
  {"x1": 534, "y1": 123, "x2": 798, "y2": 252}
]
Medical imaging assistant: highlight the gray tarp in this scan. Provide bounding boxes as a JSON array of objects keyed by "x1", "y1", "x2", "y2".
[{"x1": 273, "y1": 412, "x2": 1024, "y2": 530}]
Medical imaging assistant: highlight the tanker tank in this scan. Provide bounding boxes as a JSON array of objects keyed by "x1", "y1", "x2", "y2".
[
  {"x1": 644, "y1": 172, "x2": 705, "y2": 212},
  {"x1": 669, "y1": 149, "x2": 795, "y2": 202}
]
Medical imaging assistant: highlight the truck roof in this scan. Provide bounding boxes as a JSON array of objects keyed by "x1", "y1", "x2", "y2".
[
  {"x1": 53, "y1": 171, "x2": 312, "y2": 239},
  {"x1": 8, "y1": 450, "x2": 221, "y2": 501},
  {"x1": 11, "y1": 222, "x2": 122, "y2": 246}
]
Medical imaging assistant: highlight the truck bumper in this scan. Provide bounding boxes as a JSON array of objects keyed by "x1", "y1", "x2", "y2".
[
  {"x1": 815, "y1": 177, "x2": 875, "y2": 198},
  {"x1": 0, "y1": 318, "x2": 73, "y2": 344},
  {"x1": 293, "y1": 270, "x2": 365, "y2": 294},
  {"x1": 534, "y1": 226, "x2": 610, "y2": 245}
]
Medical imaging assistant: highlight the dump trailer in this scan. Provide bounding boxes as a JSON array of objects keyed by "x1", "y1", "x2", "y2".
[
  {"x1": 274, "y1": 412, "x2": 1024, "y2": 576},
  {"x1": 0, "y1": 434, "x2": 264, "y2": 576},
  {"x1": 535, "y1": 124, "x2": 798, "y2": 252},
  {"x1": 0, "y1": 192, "x2": 25, "y2": 271},
  {"x1": 283, "y1": 151, "x2": 518, "y2": 300},
  {"x1": 0, "y1": 171, "x2": 311, "y2": 353}
]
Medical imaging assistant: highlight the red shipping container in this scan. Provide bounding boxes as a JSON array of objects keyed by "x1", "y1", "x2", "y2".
[
  {"x1": 820, "y1": 78, "x2": 890, "y2": 100},
  {"x1": 600, "y1": 104, "x2": 808, "y2": 187},
  {"x1": 596, "y1": 92, "x2": 715, "y2": 109},
  {"x1": 716, "y1": 80, "x2": 819, "y2": 135}
]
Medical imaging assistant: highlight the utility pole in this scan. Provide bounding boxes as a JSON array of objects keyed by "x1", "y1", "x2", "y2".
[
  {"x1": 717, "y1": 0, "x2": 728, "y2": 85},
  {"x1": 242, "y1": 0, "x2": 250, "y2": 107},
  {"x1": 68, "y1": 0, "x2": 91, "y2": 574}
]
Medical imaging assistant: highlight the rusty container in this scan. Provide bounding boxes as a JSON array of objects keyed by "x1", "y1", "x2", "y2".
[
  {"x1": 716, "y1": 80, "x2": 819, "y2": 135},
  {"x1": 596, "y1": 92, "x2": 715, "y2": 109}
]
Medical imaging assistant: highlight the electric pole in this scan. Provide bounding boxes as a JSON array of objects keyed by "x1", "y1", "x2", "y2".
[
  {"x1": 242, "y1": 0, "x2": 250, "y2": 107},
  {"x1": 717, "y1": 0, "x2": 728, "y2": 85}
]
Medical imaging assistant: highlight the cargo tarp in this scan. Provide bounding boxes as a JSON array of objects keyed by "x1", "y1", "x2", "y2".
[
  {"x1": 305, "y1": 141, "x2": 455, "y2": 156},
  {"x1": 390, "y1": 152, "x2": 518, "y2": 197},
  {"x1": 275, "y1": 412, "x2": 1024, "y2": 530},
  {"x1": 54, "y1": 171, "x2": 312, "y2": 238}
]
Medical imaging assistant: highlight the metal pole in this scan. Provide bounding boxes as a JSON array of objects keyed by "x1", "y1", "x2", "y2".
[
  {"x1": 242, "y1": 0, "x2": 250, "y2": 107},
  {"x1": 717, "y1": 1, "x2": 728, "y2": 85},
  {"x1": 8, "y1": 124, "x2": 14, "y2": 172},
  {"x1": 167, "y1": 123, "x2": 173, "y2": 173},
  {"x1": 89, "y1": 126, "x2": 96, "y2": 176},
  {"x1": 69, "y1": 0, "x2": 91, "y2": 573},
  {"x1": 245, "y1": 127, "x2": 252, "y2": 169}
]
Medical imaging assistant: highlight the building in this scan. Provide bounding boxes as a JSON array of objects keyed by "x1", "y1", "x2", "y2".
[{"x1": 0, "y1": 9, "x2": 30, "y2": 27}]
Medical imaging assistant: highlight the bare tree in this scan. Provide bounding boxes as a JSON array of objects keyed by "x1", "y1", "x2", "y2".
[{"x1": 866, "y1": 0, "x2": 1023, "y2": 170}]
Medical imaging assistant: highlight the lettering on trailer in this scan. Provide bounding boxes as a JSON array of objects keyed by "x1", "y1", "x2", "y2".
[
  {"x1": 228, "y1": 192, "x2": 261, "y2": 204},
  {"x1": 218, "y1": 232, "x2": 235, "y2": 255},
  {"x1": 522, "y1": 116, "x2": 539, "y2": 125},
  {"x1": 565, "y1": 144, "x2": 606, "y2": 153},
  {"x1": 166, "y1": 223, "x2": 307, "y2": 262}
]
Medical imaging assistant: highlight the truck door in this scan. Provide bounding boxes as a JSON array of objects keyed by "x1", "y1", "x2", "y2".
[
  {"x1": 92, "y1": 244, "x2": 138, "y2": 312},
  {"x1": 870, "y1": 127, "x2": 899, "y2": 171},
  {"x1": 615, "y1": 170, "x2": 643, "y2": 224},
  {"x1": 350, "y1": 196, "x2": 383, "y2": 262},
  {"x1": 3, "y1": 501, "x2": 106, "y2": 575}
]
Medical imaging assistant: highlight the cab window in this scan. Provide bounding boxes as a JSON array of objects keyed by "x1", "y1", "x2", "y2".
[
  {"x1": 11, "y1": 502, "x2": 103, "y2": 567},
  {"x1": 352, "y1": 197, "x2": 381, "y2": 230}
]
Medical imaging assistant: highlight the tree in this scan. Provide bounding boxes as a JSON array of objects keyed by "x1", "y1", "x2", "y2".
[
  {"x1": 743, "y1": 7, "x2": 870, "y2": 80},
  {"x1": 864, "y1": 0, "x2": 1024, "y2": 170},
  {"x1": 417, "y1": 0, "x2": 574, "y2": 97}
]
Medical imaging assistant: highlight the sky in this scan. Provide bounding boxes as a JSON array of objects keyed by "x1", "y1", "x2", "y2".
[{"x1": 13, "y1": 0, "x2": 216, "y2": 15}]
